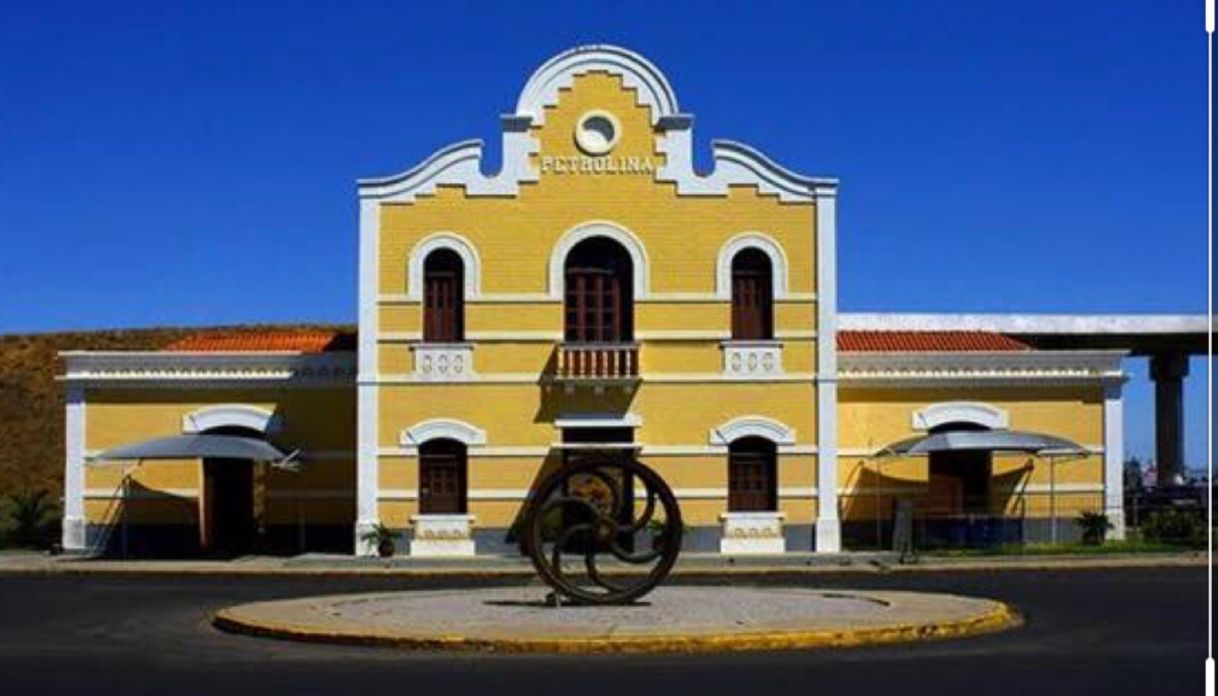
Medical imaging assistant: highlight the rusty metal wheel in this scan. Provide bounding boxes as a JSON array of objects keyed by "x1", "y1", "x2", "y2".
[{"x1": 522, "y1": 457, "x2": 682, "y2": 605}]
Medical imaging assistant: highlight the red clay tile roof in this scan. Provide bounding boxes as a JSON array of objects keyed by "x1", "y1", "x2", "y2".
[
  {"x1": 837, "y1": 330, "x2": 1031, "y2": 352},
  {"x1": 165, "y1": 330, "x2": 356, "y2": 353}
]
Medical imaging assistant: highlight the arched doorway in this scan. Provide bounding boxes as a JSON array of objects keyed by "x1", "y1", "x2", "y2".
[
  {"x1": 200, "y1": 425, "x2": 260, "y2": 556},
  {"x1": 728, "y1": 436, "x2": 778, "y2": 512},
  {"x1": 925, "y1": 422, "x2": 992, "y2": 517},
  {"x1": 564, "y1": 237, "x2": 634, "y2": 343},
  {"x1": 418, "y1": 439, "x2": 468, "y2": 514}
]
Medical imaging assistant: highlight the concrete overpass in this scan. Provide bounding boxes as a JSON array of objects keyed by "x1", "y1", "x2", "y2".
[{"x1": 840, "y1": 313, "x2": 1213, "y2": 484}]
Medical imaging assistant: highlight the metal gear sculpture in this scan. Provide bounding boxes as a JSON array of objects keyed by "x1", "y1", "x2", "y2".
[{"x1": 522, "y1": 455, "x2": 682, "y2": 605}]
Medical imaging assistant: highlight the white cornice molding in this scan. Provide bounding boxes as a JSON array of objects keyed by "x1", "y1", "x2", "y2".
[
  {"x1": 59, "y1": 351, "x2": 355, "y2": 386},
  {"x1": 839, "y1": 350, "x2": 1127, "y2": 386}
]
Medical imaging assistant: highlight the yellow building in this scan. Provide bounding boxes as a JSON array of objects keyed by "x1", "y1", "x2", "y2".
[{"x1": 59, "y1": 46, "x2": 1127, "y2": 557}]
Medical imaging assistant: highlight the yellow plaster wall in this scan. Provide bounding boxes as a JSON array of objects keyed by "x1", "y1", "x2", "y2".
[
  {"x1": 837, "y1": 386, "x2": 1107, "y2": 520},
  {"x1": 82, "y1": 388, "x2": 355, "y2": 525}
]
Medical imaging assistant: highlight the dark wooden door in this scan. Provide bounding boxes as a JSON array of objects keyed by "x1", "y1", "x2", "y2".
[
  {"x1": 419, "y1": 443, "x2": 467, "y2": 514},
  {"x1": 204, "y1": 458, "x2": 254, "y2": 555},
  {"x1": 728, "y1": 441, "x2": 777, "y2": 512},
  {"x1": 928, "y1": 450, "x2": 991, "y2": 515}
]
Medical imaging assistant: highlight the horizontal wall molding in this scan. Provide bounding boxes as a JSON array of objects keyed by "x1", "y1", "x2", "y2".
[
  {"x1": 379, "y1": 292, "x2": 817, "y2": 305},
  {"x1": 376, "y1": 443, "x2": 818, "y2": 458},
  {"x1": 378, "y1": 331, "x2": 816, "y2": 344},
  {"x1": 837, "y1": 445, "x2": 1104, "y2": 457},
  {"x1": 375, "y1": 372, "x2": 817, "y2": 384}
]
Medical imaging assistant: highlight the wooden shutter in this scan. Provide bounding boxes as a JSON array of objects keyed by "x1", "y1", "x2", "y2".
[
  {"x1": 423, "y1": 252, "x2": 464, "y2": 342},
  {"x1": 731, "y1": 251, "x2": 773, "y2": 340}
]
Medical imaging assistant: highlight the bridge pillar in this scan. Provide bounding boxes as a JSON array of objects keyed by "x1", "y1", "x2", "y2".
[{"x1": 1149, "y1": 352, "x2": 1189, "y2": 485}]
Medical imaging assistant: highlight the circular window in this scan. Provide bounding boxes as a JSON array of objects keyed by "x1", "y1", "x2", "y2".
[{"x1": 574, "y1": 110, "x2": 620, "y2": 156}]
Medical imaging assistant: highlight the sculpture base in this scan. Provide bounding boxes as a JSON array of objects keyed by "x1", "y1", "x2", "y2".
[{"x1": 214, "y1": 586, "x2": 1019, "y2": 654}]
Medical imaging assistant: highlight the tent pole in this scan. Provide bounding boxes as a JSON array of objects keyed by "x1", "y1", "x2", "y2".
[{"x1": 1050, "y1": 456, "x2": 1058, "y2": 545}]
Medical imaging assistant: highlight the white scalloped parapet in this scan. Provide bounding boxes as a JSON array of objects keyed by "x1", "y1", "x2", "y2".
[
  {"x1": 357, "y1": 45, "x2": 836, "y2": 205},
  {"x1": 516, "y1": 44, "x2": 680, "y2": 125}
]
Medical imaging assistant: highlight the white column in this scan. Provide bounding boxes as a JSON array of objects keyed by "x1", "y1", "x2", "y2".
[
  {"x1": 814, "y1": 185, "x2": 840, "y2": 552},
  {"x1": 62, "y1": 385, "x2": 86, "y2": 552},
  {"x1": 355, "y1": 198, "x2": 381, "y2": 555},
  {"x1": 1103, "y1": 381, "x2": 1127, "y2": 540}
]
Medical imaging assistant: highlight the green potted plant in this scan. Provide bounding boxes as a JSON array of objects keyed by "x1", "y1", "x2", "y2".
[
  {"x1": 360, "y1": 523, "x2": 397, "y2": 558},
  {"x1": 1075, "y1": 511, "x2": 1112, "y2": 546}
]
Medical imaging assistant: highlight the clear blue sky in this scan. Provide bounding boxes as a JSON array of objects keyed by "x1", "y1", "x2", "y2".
[{"x1": 0, "y1": 1, "x2": 1209, "y2": 466}]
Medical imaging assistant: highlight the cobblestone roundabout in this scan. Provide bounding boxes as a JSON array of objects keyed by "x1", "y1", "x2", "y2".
[{"x1": 214, "y1": 586, "x2": 1021, "y2": 653}]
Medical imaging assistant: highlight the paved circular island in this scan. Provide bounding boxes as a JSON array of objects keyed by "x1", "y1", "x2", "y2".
[{"x1": 214, "y1": 586, "x2": 1020, "y2": 654}]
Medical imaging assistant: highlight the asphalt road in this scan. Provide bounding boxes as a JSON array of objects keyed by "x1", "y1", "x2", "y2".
[{"x1": 0, "y1": 567, "x2": 1207, "y2": 696}]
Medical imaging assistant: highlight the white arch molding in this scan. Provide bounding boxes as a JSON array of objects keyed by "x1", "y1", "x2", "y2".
[
  {"x1": 182, "y1": 404, "x2": 279, "y2": 434},
  {"x1": 912, "y1": 402, "x2": 1009, "y2": 431},
  {"x1": 548, "y1": 221, "x2": 650, "y2": 299},
  {"x1": 400, "y1": 419, "x2": 488, "y2": 450},
  {"x1": 715, "y1": 232, "x2": 790, "y2": 300},
  {"x1": 407, "y1": 232, "x2": 482, "y2": 301},
  {"x1": 516, "y1": 45, "x2": 680, "y2": 125},
  {"x1": 708, "y1": 416, "x2": 796, "y2": 446}
]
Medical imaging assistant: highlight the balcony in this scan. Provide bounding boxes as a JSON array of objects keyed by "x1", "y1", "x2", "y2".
[{"x1": 553, "y1": 343, "x2": 640, "y2": 391}]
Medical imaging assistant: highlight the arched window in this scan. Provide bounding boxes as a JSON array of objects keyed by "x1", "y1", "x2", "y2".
[
  {"x1": 728, "y1": 436, "x2": 777, "y2": 512},
  {"x1": 731, "y1": 248, "x2": 773, "y2": 340},
  {"x1": 418, "y1": 439, "x2": 467, "y2": 514},
  {"x1": 423, "y1": 249, "x2": 464, "y2": 342},
  {"x1": 564, "y1": 237, "x2": 634, "y2": 343}
]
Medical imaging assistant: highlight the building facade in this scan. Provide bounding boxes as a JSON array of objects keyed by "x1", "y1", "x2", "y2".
[{"x1": 60, "y1": 46, "x2": 1128, "y2": 557}]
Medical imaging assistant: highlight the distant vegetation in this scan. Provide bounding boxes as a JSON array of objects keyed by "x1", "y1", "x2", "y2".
[{"x1": 0, "y1": 324, "x2": 351, "y2": 548}]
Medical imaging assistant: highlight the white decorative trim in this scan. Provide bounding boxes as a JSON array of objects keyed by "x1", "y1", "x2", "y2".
[
  {"x1": 379, "y1": 330, "x2": 814, "y2": 343},
  {"x1": 409, "y1": 514, "x2": 476, "y2": 557},
  {"x1": 719, "y1": 511, "x2": 786, "y2": 554},
  {"x1": 722, "y1": 341, "x2": 784, "y2": 376},
  {"x1": 839, "y1": 350, "x2": 1128, "y2": 387},
  {"x1": 62, "y1": 386, "x2": 86, "y2": 551},
  {"x1": 406, "y1": 232, "x2": 482, "y2": 301},
  {"x1": 912, "y1": 401, "x2": 1009, "y2": 431},
  {"x1": 516, "y1": 45, "x2": 680, "y2": 125},
  {"x1": 356, "y1": 384, "x2": 379, "y2": 556},
  {"x1": 815, "y1": 186, "x2": 840, "y2": 553},
  {"x1": 554, "y1": 413, "x2": 642, "y2": 428},
  {"x1": 60, "y1": 351, "x2": 355, "y2": 386},
  {"x1": 411, "y1": 343, "x2": 475, "y2": 380},
  {"x1": 400, "y1": 419, "x2": 487, "y2": 449},
  {"x1": 358, "y1": 46, "x2": 836, "y2": 207},
  {"x1": 182, "y1": 404, "x2": 279, "y2": 434},
  {"x1": 1103, "y1": 383, "x2": 1126, "y2": 540},
  {"x1": 709, "y1": 415, "x2": 796, "y2": 446},
  {"x1": 380, "y1": 292, "x2": 816, "y2": 305},
  {"x1": 357, "y1": 136, "x2": 538, "y2": 203},
  {"x1": 837, "y1": 445, "x2": 1104, "y2": 458},
  {"x1": 715, "y1": 232, "x2": 789, "y2": 299},
  {"x1": 839, "y1": 312, "x2": 1211, "y2": 335},
  {"x1": 548, "y1": 221, "x2": 649, "y2": 299},
  {"x1": 375, "y1": 371, "x2": 817, "y2": 385},
  {"x1": 574, "y1": 109, "x2": 622, "y2": 155}
]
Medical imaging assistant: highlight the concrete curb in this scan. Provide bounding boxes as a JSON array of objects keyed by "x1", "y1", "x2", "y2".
[
  {"x1": 0, "y1": 552, "x2": 1205, "y2": 579},
  {"x1": 211, "y1": 596, "x2": 1023, "y2": 655}
]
